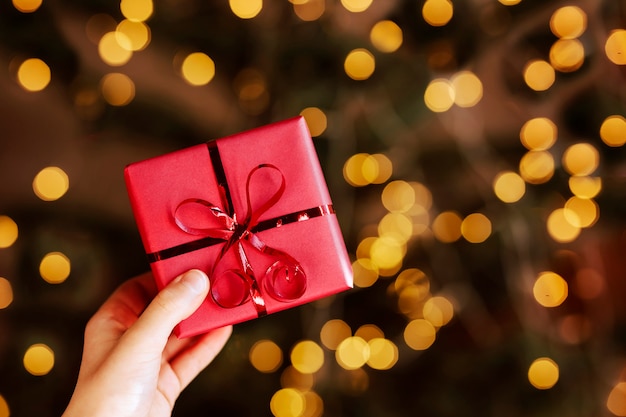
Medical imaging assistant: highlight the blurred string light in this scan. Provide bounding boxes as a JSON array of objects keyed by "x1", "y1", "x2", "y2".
[
  {"x1": 493, "y1": 171, "x2": 526, "y2": 203},
  {"x1": 300, "y1": 107, "x2": 327, "y2": 137},
  {"x1": 291, "y1": 0, "x2": 324, "y2": 21},
  {"x1": 605, "y1": 29, "x2": 626, "y2": 65},
  {"x1": 120, "y1": 0, "x2": 153, "y2": 22},
  {"x1": 39, "y1": 252, "x2": 71, "y2": 284},
  {"x1": 290, "y1": 341, "x2": 324, "y2": 374},
  {"x1": 343, "y1": 153, "x2": 392, "y2": 186},
  {"x1": 116, "y1": 20, "x2": 151, "y2": 51},
  {"x1": 12, "y1": 0, "x2": 42, "y2": 13},
  {"x1": 424, "y1": 71, "x2": 483, "y2": 112},
  {"x1": 23, "y1": 343, "x2": 55, "y2": 376},
  {"x1": 99, "y1": 32, "x2": 133, "y2": 66},
  {"x1": 569, "y1": 176, "x2": 601, "y2": 199},
  {"x1": 523, "y1": 60, "x2": 555, "y2": 91},
  {"x1": 280, "y1": 366, "x2": 314, "y2": 392},
  {"x1": 0, "y1": 395, "x2": 7, "y2": 417},
  {"x1": 607, "y1": 382, "x2": 626, "y2": 416},
  {"x1": 32, "y1": 166, "x2": 69, "y2": 201},
  {"x1": 600, "y1": 115, "x2": 626, "y2": 147},
  {"x1": 431, "y1": 211, "x2": 462, "y2": 243},
  {"x1": 101, "y1": 73, "x2": 135, "y2": 106},
  {"x1": 0, "y1": 216, "x2": 18, "y2": 248},
  {"x1": 533, "y1": 271, "x2": 568, "y2": 307},
  {"x1": 520, "y1": 117, "x2": 557, "y2": 150},
  {"x1": 341, "y1": 0, "x2": 372, "y2": 13},
  {"x1": 229, "y1": 0, "x2": 263, "y2": 19},
  {"x1": 270, "y1": 388, "x2": 304, "y2": 417},
  {"x1": 16, "y1": 58, "x2": 51, "y2": 92},
  {"x1": 320, "y1": 319, "x2": 351, "y2": 350},
  {"x1": 562, "y1": 143, "x2": 599, "y2": 176},
  {"x1": 550, "y1": 6, "x2": 587, "y2": 39},
  {"x1": 181, "y1": 52, "x2": 216, "y2": 86},
  {"x1": 519, "y1": 150, "x2": 554, "y2": 184},
  {"x1": 422, "y1": 0, "x2": 454, "y2": 27},
  {"x1": 370, "y1": 20, "x2": 403, "y2": 53},
  {"x1": 404, "y1": 319, "x2": 436, "y2": 350},
  {"x1": 0, "y1": 278, "x2": 13, "y2": 310},
  {"x1": 550, "y1": 38, "x2": 585, "y2": 72},
  {"x1": 528, "y1": 357, "x2": 559, "y2": 389},
  {"x1": 249, "y1": 340, "x2": 283, "y2": 373},
  {"x1": 498, "y1": 0, "x2": 522, "y2": 5},
  {"x1": 547, "y1": 208, "x2": 580, "y2": 243},
  {"x1": 344, "y1": 48, "x2": 376, "y2": 81}
]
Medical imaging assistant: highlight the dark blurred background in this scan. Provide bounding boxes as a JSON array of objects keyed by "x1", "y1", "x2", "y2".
[{"x1": 1, "y1": 0, "x2": 626, "y2": 416}]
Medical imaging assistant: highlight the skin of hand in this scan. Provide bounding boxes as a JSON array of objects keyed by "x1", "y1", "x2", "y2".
[{"x1": 62, "y1": 269, "x2": 232, "y2": 417}]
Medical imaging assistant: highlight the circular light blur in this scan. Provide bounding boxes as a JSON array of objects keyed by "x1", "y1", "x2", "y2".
[
  {"x1": 116, "y1": 19, "x2": 151, "y2": 51},
  {"x1": 528, "y1": 357, "x2": 559, "y2": 389},
  {"x1": 341, "y1": 0, "x2": 372, "y2": 13},
  {"x1": 320, "y1": 319, "x2": 351, "y2": 350},
  {"x1": 181, "y1": 52, "x2": 216, "y2": 86},
  {"x1": 120, "y1": 0, "x2": 153, "y2": 22},
  {"x1": 23, "y1": 343, "x2": 55, "y2": 376},
  {"x1": 101, "y1": 72, "x2": 135, "y2": 106},
  {"x1": 424, "y1": 78, "x2": 454, "y2": 112},
  {"x1": 381, "y1": 180, "x2": 415, "y2": 213},
  {"x1": 519, "y1": 150, "x2": 554, "y2": 184},
  {"x1": 39, "y1": 252, "x2": 71, "y2": 284},
  {"x1": 432, "y1": 211, "x2": 462, "y2": 243},
  {"x1": 250, "y1": 340, "x2": 283, "y2": 373},
  {"x1": 564, "y1": 196, "x2": 598, "y2": 228},
  {"x1": 520, "y1": 117, "x2": 557, "y2": 150},
  {"x1": 493, "y1": 171, "x2": 525, "y2": 203},
  {"x1": 352, "y1": 258, "x2": 379, "y2": 288},
  {"x1": 568, "y1": 176, "x2": 601, "y2": 199},
  {"x1": 336, "y1": 337, "x2": 369, "y2": 370},
  {"x1": 600, "y1": 115, "x2": 626, "y2": 147},
  {"x1": 370, "y1": 20, "x2": 403, "y2": 53},
  {"x1": 290, "y1": 340, "x2": 324, "y2": 374},
  {"x1": 344, "y1": 48, "x2": 375, "y2": 81},
  {"x1": 562, "y1": 143, "x2": 599, "y2": 176},
  {"x1": 0, "y1": 394, "x2": 8, "y2": 417},
  {"x1": 547, "y1": 208, "x2": 580, "y2": 243},
  {"x1": 17, "y1": 58, "x2": 51, "y2": 92},
  {"x1": 451, "y1": 71, "x2": 482, "y2": 107},
  {"x1": 461, "y1": 213, "x2": 491, "y2": 243},
  {"x1": 404, "y1": 319, "x2": 436, "y2": 350},
  {"x1": 33, "y1": 166, "x2": 69, "y2": 201},
  {"x1": 550, "y1": 39, "x2": 585, "y2": 72},
  {"x1": 605, "y1": 30, "x2": 626, "y2": 65},
  {"x1": 533, "y1": 271, "x2": 568, "y2": 307},
  {"x1": 0, "y1": 278, "x2": 13, "y2": 309},
  {"x1": 523, "y1": 60, "x2": 555, "y2": 91},
  {"x1": 422, "y1": 0, "x2": 453, "y2": 27},
  {"x1": 293, "y1": 0, "x2": 325, "y2": 21},
  {"x1": 423, "y1": 296, "x2": 454, "y2": 326},
  {"x1": 607, "y1": 382, "x2": 626, "y2": 416},
  {"x1": 550, "y1": 6, "x2": 586, "y2": 39},
  {"x1": 300, "y1": 107, "x2": 327, "y2": 137},
  {"x1": 0, "y1": 216, "x2": 18, "y2": 248},
  {"x1": 229, "y1": 0, "x2": 262, "y2": 19},
  {"x1": 270, "y1": 388, "x2": 305, "y2": 417},
  {"x1": 367, "y1": 338, "x2": 398, "y2": 370},
  {"x1": 12, "y1": 0, "x2": 42, "y2": 12},
  {"x1": 98, "y1": 32, "x2": 133, "y2": 66}
]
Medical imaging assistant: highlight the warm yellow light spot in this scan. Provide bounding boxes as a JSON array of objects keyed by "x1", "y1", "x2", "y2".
[
  {"x1": 422, "y1": 0, "x2": 453, "y2": 27},
  {"x1": 520, "y1": 117, "x2": 557, "y2": 150},
  {"x1": 33, "y1": 166, "x2": 69, "y2": 201},
  {"x1": 370, "y1": 20, "x2": 403, "y2": 53},
  {"x1": 607, "y1": 382, "x2": 626, "y2": 416},
  {"x1": 533, "y1": 271, "x2": 568, "y2": 307},
  {"x1": 424, "y1": 78, "x2": 454, "y2": 112},
  {"x1": 381, "y1": 180, "x2": 415, "y2": 213},
  {"x1": 369, "y1": 236, "x2": 405, "y2": 271},
  {"x1": 293, "y1": 0, "x2": 325, "y2": 21},
  {"x1": 519, "y1": 150, "x2": 554, "y2": 184},
  {"x1": 116, "y1": 20, "x2": 151, "y2": 51},
  {"x1": 270, "y1": 388, "x2": 305, "y2": 417},
  {"x1": 550, "y1": 39, "x2": 585, "y2": 72},
  {"x1": 0, "y1": 278, "x2": 13, "y2": 309},
  {"x1": 547, "y1": 208, "x2": 580, "y2": 243},
  {"x1": 23, "y1": 343, "x2": 55, "y2": 376},
  {"x1": 423, "y1": 296, "x2": 454, "y2": 327},
  {"x1": 344, "y1": 48, "x2": 375, "y2": 81},
  {"x1": 229, "y1": 0, "x2": 262, "y2": 19},
  {"x1": 404, "y1": 319, "x2": 436, "y2": 350},
  {"x1": 355, "y1": 324, "x2": 384, "y2": 342},
  {"x1": 451, "y1": 71, "x2": 482, "y2": 107},
  {"x1": 300, "y1": 107, "x2": 327, "y2": 137},
  {"x1": 120, "y1": 0, "x2": 153, "y2": 22},
  {"x1": 378, "y1": 212, "x2": 413, "y2": 244},
  {"x1": 181, "y1": 52, "x2": 215, "y2": 86},
  {"x1": 344, "y1": 153, "x2": 388, "y2": 187},
  {"x1": 371, "y1": 154, "x2": 393, "y2": 184},
  {"x1": 301, "y1": 390, "x2": 324, "y2": 417},
  {"x1": 280, "y1": 366, "x2": 314, "y2": 391},
  {"x1": 12, "y1": 0, "x2": 42, "y2": 13},
  {"x1": 367, "y1": 338, "x2": 398, "y2": 370},
  {"x1": 600, "y1": 115, "x2": 626, "y2": 147},
  {"x1": 528, "y1": 357, "x2": 559, "y2": 389},
  {"x1": 606, "y1": 30, "x2": 626, "y2": 65},
  {"x1": 397, "y1": 286, "x2": 430, "y2": 318},
  {"x1": 17, "y1": 58, "x2": 51, "y2": 92},
  {"x1": 0, "y1": 394, "x2": 8, "y2": 417},
  {"x1": 432, "y1": 211, "x2": 462, "y2": 243},
  {"x1": 336, "y1": 337, "x2": 369, "y2": 370},
  {"x1": 101, "y1": 73, "x2": 135, "y2": 106},
  {"x1": 562, "y1": 142, "x2": 599, "y2": 176},
  {"x1": 395, "y1": 268, "x2": 430, "y2": 293},
  {"x1": 291, "y1": 340, "x2": 324, "y2": 374},
  {"x1": 250, "y1": 340, "x2": 283, "y2": 373},
  {"x1": 550, "y1": 6, "x2": 586, "y2": 39},
  {"x1": 40, "y1": 252, "x2": 71, "y2": 284},
  {"x1": 498, "y1": 0, "x2": 521, "y2": 4},
  {"x1": 99, "y1": 32, "x2": 133, "y2": 66},
  {"x1": 461, "y1": 213, "x2": 491, "y2": 243},
  {"x1": 410, "y1": 182, "x2": 433, "y2": 210},
  {"x1": 523, "y1": 59, "x2": 555, "y2": 92},
  {"x1": 341, "y1": 0, "x2": 372, "y2": 13},
  {"x1": 569, "y1": 176, "x2": 601, "y2": 199},
  {"x1": 564, "y1": 196, "x2": 598, "y2": 228},
  {"x1": 356, "y1": 237, "x2": 377, "y2": 259},
  {"x1": 0, "y1": 216, "x2": 18, "y2": 248},
  {"x1": 320, "y1": 319, "x2": 351, "y2": 350},
  {"x1": 493, "y1": 171, "x2": 525, "y2": 203},
  {"x1": 352, "y1": 258, "x2": 379, "y2": 288}
]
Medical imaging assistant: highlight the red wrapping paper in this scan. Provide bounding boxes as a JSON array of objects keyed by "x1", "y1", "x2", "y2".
[{"x1": 124, "y1": 116, "x2": 353, "y2": 338}]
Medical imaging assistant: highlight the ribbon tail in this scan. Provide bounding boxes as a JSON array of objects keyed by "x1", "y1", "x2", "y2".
[{"x1": 236, "y1": 241, "x2": 267, "y2": 317}]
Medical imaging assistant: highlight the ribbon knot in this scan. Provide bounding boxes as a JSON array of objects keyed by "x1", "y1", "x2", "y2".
[{"x1": 173, "y1": 163, "x2": 307, "y2": 317}]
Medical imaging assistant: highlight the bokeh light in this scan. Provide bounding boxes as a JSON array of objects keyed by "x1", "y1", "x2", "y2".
[
  {"x1": 101, "y1": 73, "x2": 135, "y2": 106},
  {"x1": 355, "y1": 324, "x2": 384, "y2": 341},
  {"x1": 564, "y1": 196, "x2": 598, "y2": 228},
  {"x1": 370, "y1": 20, "x2": 403, "y2": 53},
  {"x1": 0, "y1": 394, "x2": 8, "y2": 417},
  {"x1": 344, "y1": 48, "x2": 376, "y2": 81},
  {"x1": 424, "y1": 78, "x2": 454, "y2": 112},
  {"x1": 523, "y1": 59, "x2": 555, "y2": 91},
  {"x1": 181, "y1": 52, "x2": 216, "y2": 86},
  {"x1": 569, "y1": 176, "x2": 601, "y2": 198},
  {"x1": 39, "y1": 252, "x2": 71, "y2": 284},
  {"x1": 320, "y1": 319, "x2": 351, "y2": 350},
  {"x1": 301, "y1": 390, "x2": 324, "y2": 417},
  {"x1": 300, "y1": 107, "x2": 327, "y2": 137},
  {"x1": 519, "y1": 150, "x2": 554, "y2": 184},
  {"x1": 120, "y1": 0, "x2": 153, "y2": 22},
  {"x1": 12, "y1": 0, "x2": 42, "y2": 13},
  {"x1": 605, "y1": 29, "x2": 626, "y2": 65},
  {"x1": 23, "y1": 344, "x2": 55, "y2": 376},
  {"x1": 547, "y1": 208, "x2": 581, "y2": 243},
  {"x1": 280, "y1": 366, "x2": 314, "y2": 392},
  {"x1": 451, "y1": 71, "x2": 483, "y2": 107},
  {"x1": 366, "y1": 338, "x2": 398, "y2": 370},
  {"x1": 17, "y1": 58, "x2": 51, "y2": 92},
  {"x1": 549, "y1": 39, "x2": 585, "y2": 72},
  {"x1": 116, "y1": 19, "x2": 151, "y2": 51},
  {"x1": 404, "y1": 319, "x2": 436, "y2": 350},
  {"x1": 290, "y1": 341, "x2": 324, "y2": 374},
  {"x1": 498, "y1": 0, "x2": 521, "y2": 5},
  {"x1": 533, "y1": 271, "x2": 568, "y2": 307},
  {"x1": 562, "y1": 143, "x2": 599, "y2": 176},
  {"x1": 270, "y1": 388, "x2": 304, "y2": 417},
  {"x1": 461, "y1": 213, "x2": 491, "y2": 243},
  {"x1": 600, "y1": 115, "x2": 626, "y2": 147},
  {"x1": 369, "y1": 236, "x2": 405, "y2": 271},
  {"x1": 520, "y1": 117, "x2": 557, "y2": 150},
  {"x1": 341, "y1": 0, "x2": 372, "y2": 13},
  {"x1": 250, "y1": 340, "x2": 283, "y2": 373},
  {"x1": 607, "y1": 382, "x2": 626, "y2": 416},
  {"x1": 98, "y1": 32, "x2": 133, "y2": 66},
  {"x1": 0, "y1": 278, "x2": 14, "y2": 309},
  {"x1": 378, "y1": 212, "x2": 413, "y2": 244},
  {"x1": 432, "y1": 211, "x2": 462, "y2": 243},
  {"x1": 343, "y1": 153, "x2": 393, "y2": 186},
  {"x1": 423, "y1": 296, "x2": 454, "y2": 327},
  {"x1": 293, "y1": 0, "x2": 325, "y2": 21},
  {"x1": 422, "y1": 0, "x2": 453, "y2": 27},
  {"x1": 550, "y1": 6, "x2": 587, "y2": 39},
  {"x1": 352, "y1": 258, "x2": 379, "y2": 288},
  {"x1": 33, "y1": 166, "x2": 69, "y2": 201},
  {"x1": 336, "y1": 337, "x2": 369, "y2": 370},
  {"x1": 528, "y1": 357, "x2": 559, "y2": 389},
  {"x1": 229, "y1": 0, "x2": 262, "y2": 19},
  {"x1": 381, "y1": 180, "x2": 415, "y2": 213},
  {"x1": 493, "y1": 171, "x2": 526, "y2": 203},
  {"x1": 0, "y1": 216, "x2": 18, "y2": 248}
]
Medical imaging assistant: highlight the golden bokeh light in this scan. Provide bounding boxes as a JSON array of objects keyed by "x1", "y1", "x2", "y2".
[
  {"x1": 607, "y1": 382, "x2": 626, "y2": 416},
  {"x1": 493, "y1": 171, "x2": 525, "y2": 203},
  {"x1": 547, "y1": 208, "x2": 580, "y2": 243},
  {"x1": 301, "y1": 390, "x2": 324, "y2": 417},
  {"x1": 39, "y1": 251, "x2": 71, "y2": 284},
  {"x1": 33, "y1": 166, "x2": 69, "y2": 201},
  {"x1": 352, "y1": 258, "x2": 379, "y2": 288},
  {"x1": 120, "y1": 0, "x2": 153, "y2": 22},
  {"x1": 550, "y1": 6, "x2": 587, "y2": 39},
  {"x1": 395, "y1": 268, "x2": 430, "y2": 293},
  {"x1": 0, "y1": 216, "x2": 18, "y2": 248},
  {"x1": 519, "y1": 150, "x2": 554, "y2": 184},
  {"x1": 424, "y1": 78, "x2": 454, "y2": 112},
  {"x1": 181, "y1": 52, "x2": 216, "y2": 86},
  {"x1": 410, "y1": 181, "x2": 433, "y2": 210},
  {"x1": 344, "y1": 48, "x2": 376, "y2": 81},
  {"x1": 290, "y1": 340, "x2": 324, "y2": 374},
  {"x1": 381, "y1": 180, "x2": 415, "y2": 213},
  {"x1": 116, "y1": 19, "x2": 151, "y2": 51},
  {"x1": 378, "y1": 212, "x2": 413, "y2": 244},
  {"x1": 523, "y1": 60, "x2": 555, "y2": 92},
  {"x1": 343, "y1": 153, "x2": 392, "y2": 186},
  {"x1": 320, "y1": 319, "x2": 351, "y2": 350},
  {"x1": 432, "y1": 211, "x2": 462, "y2": 243},
  {"x1": 569, "y1": 176, "x2": 601, "y2": 199},
  {"x1": 293, "y1": 0, "x2": 325, "y2": 21},
  {"x1": 280, "y1": 366, "x2": 314, "y2": 392},
  {"x1": 366, "y1": 338, "x2": 398, "y2": 370},
  {"x1": 423, "y1": 296, "x2": 454, "y2": 327},
  {"x1": 498, "y1": 0, "x2": 521, "y2": 5},
  {"x1": 397, "y1": 285, "x2": 430, "y2": 318},
  {"x1": 98, "y1": 32, "x2": 133, "y2": 66},
  {"x1": 369, "y1": 236, "x2": 406, "y2": 271},
  {"x1": 12, "y1": 0, "x2": 42, "y2": 13},
  {"x1": 250, "y1": 340, "x2": 283, "y2": 373},
  {"x1": 605, "y1": 29, "x2": 626, "y2": 65},
  {"x1": 549, "y1": 39, "x2": 585, "y2": 72},
  {"x1": 600, "y1": 115, "x2": 626, "y2": 147},
  {"x1": 355, "y1": 324, "x2": 384, "y2": 342},
  {"x1": 451, "y1": 71, "x2": 483, "y2": 107},
  {"x1": 404, "y1": 319, "x2": 436, "y2": 350},
  {"x1": 341, "y1": 0, "x2": 372, "y2": 13},
  {"x1": 23, "y1": 343, "x2": 55, "y2": 376},
  {"x1": 356, "y1": 236, "x2": 377, "y2": 260},
  {"x1": 270, "y1": 388, "x2": 305, "y2": 417},
  {"x1": 562, "y1": 142, "x2": 599, "y2": 176},
  {"x1": 564, "y1": 196, "x2": 598, "y2": 228},
  {"x1": 422, "y1": 0, "x2": 453, "y2": 27},
  {"x1": 0, "y1": 394, "x2": 8, "y2": 417},
  {"x1": 300, "y1": 107, "x2": 327, "y2": 137},
  {"x1": 101, "y1": 72, "x2": 135, "y2": 106},
  {"x1": 528, "y1": 357, "x2": 559, "y2": 389},
  {"x1": 0, "y1": 278, "x2": 14, "y2": 309},
  {"x1": 229, "y1": 0, "x2": 262, "y2": 19},
  {"x1": 370, "y1": 154, "x2": 393, "y2": 184},
  {"x1": 461, "y1": 213, "x2": 491, "y2": 243},
  {"x1": 17, "y1": 58, "x2": 51, "y2": 92},
  {"x1": 370, "y1": 20, "x2": 403, "y2": 53},
  {"x1": 520, "y1": 117, "x2": 557, "y2": 150},
  {"x1": 533, "y1": 271, "x2": 568, "y2": 308},
  {"x1": 336, "y1": 337, "x2": 370, "y2": 370}
]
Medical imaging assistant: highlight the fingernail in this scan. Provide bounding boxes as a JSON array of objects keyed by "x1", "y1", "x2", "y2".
[{"x1": 180, "y1": 269, "x2": 209, "y2": 294}]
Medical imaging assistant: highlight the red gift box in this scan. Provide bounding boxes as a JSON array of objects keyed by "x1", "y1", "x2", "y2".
[{"x1": 124, "y1": 116, "x2": 353, "y2": 338}]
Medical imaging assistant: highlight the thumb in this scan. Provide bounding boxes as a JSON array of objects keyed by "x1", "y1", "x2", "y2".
[{"x1": 121, "y1": 269, "x2": 209, "y2": 354}]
